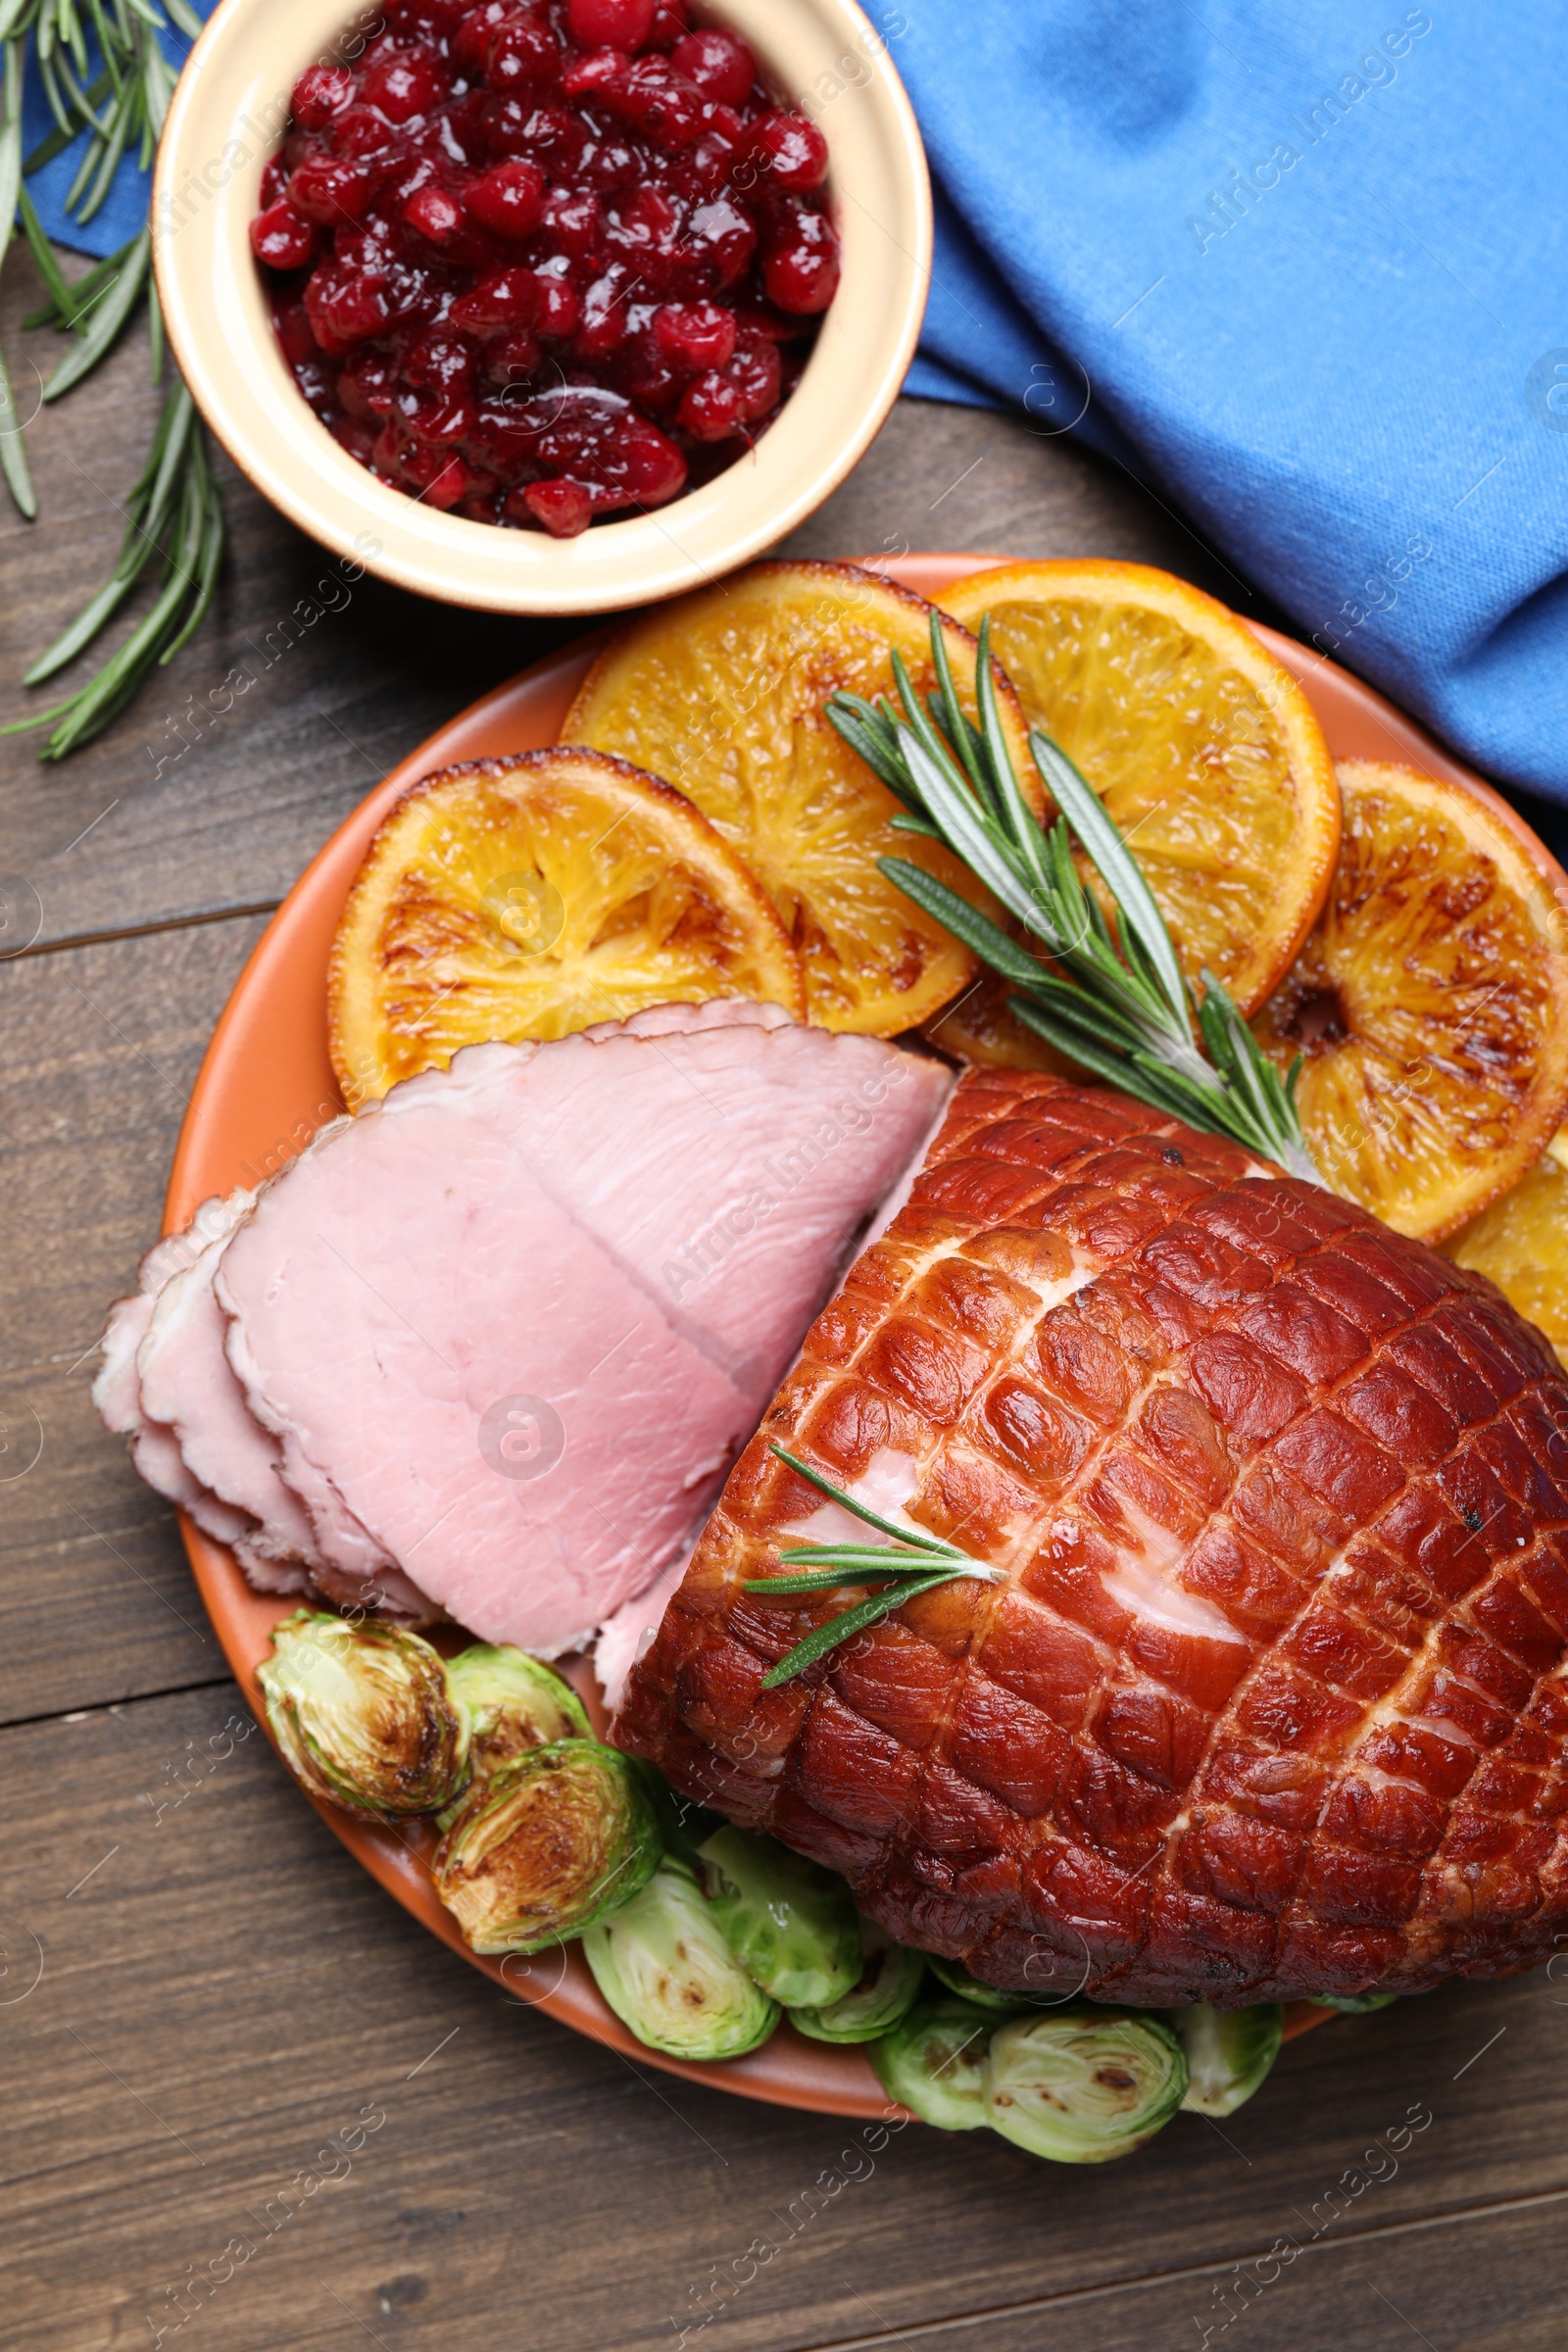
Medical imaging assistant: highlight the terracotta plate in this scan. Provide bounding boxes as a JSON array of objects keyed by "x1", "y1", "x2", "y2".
[{"x1": 166, "y1": 551, "x2": 1500, "y2": 2112}]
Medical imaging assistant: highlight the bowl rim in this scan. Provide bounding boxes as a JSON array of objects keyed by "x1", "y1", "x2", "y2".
[{"x1": 152, "y1": 0, "x2": 934, "y2": 613}]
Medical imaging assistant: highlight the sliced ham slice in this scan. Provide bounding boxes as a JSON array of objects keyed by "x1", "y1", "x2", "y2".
[
  {"x1": 93, "y1": 1195, "x2": 264, "y2": 1554},
  {"x1": 138, "y1": 1229, "x2": 322, "y2": 1568},
  {"x1": 212, "y1": 1005, "x2": 951, "y2": 1655}
]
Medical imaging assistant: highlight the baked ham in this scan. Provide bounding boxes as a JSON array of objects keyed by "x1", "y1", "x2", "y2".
[{"x1": 616, "y1": 1070, "x2": 1568, "y2": 2006}]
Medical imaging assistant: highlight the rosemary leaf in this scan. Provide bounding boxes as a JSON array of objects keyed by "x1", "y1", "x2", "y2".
[
  {"x1": 825, "y1": 616, "x2": 1321, "y2": 1178},
  {"x1": 42, "y1": 223, "x2": 147, "y2": 396},
  {"x1": 759, "y1": 1569, "x2": 972, "y2": 1689},
  {"x1": 767, "y1": 1442, "x2": 965, "y2": 1551}
]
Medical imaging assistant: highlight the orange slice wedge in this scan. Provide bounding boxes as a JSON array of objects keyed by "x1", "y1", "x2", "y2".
[
  {"x1": 1252, "y1": 761, "x2": 1568, "y2": 1241},
  {"x1": 561, "y1": 561, "x2": 1038, "y2": 1036},
  {"x1": 328, "y1": 751, "x2": 805, "y2": 1104},
  {"x1": 939, "y1": 560, "x2": 1340, "y2": 1015},
  {"x1": 1441, "y1": 1136, "x2": 1568, "y2": 1366}
]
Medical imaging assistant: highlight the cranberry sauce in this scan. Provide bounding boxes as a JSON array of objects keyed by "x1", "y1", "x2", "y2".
[{"x1": 252, "y1": 0, "x2": 839, "y2": 536}]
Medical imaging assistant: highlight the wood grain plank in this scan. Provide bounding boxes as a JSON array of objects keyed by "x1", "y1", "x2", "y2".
[
  {"x1": 2, "y1": 1684, "x2": 1563, "y2": 2352},
  {"x1": 0, "y1": 915, "x2": 269, "y2": 1725}
]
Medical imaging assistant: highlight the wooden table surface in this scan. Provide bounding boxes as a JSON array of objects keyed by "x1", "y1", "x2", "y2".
[{"x1": 3, "y1": 247, "x2": 1566, "y2": 2352}]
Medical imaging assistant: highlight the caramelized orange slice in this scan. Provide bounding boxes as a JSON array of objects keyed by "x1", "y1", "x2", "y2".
[
  {"x1": 1442, "y1": 1135, "x2": 1568, "y2": 1366},
  {"x1": 561, "y1": 561, "x2": 1038, "y2": 1036},
  {"x1": 329, "y1": 751, "x2": 804, "y2": 1104},
  {"x1": 940, "y1": 560, "x2": 1340, "y2": 1016},
  {"x1": 1253, "y1": 761, "x2": 1568, "y2": 1241}
]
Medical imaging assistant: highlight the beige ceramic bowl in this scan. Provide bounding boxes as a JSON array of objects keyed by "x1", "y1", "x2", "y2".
[{"x1": 153, "y1": 0, "x2": 931, "y2": 613}]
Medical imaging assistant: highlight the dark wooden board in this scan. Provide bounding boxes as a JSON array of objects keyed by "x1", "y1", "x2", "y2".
[
  {"x1": 0, "y1": 917, "x2": 266, "y2": 1725},
  {"x1": 1, "y1": 270, "x2": 1561, "y2": 2349},
  {"x1": 1, "y1": 1683, "x2": 1564, "y2": 2352}
]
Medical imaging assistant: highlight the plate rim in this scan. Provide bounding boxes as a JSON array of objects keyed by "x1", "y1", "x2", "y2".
[{"x1": 156, "y1": 547, "x2": 1537, "y2": 2112}]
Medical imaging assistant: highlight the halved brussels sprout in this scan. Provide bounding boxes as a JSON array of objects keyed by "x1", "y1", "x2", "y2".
[
  {"x1": 926, "y1": 1954, "x2": 1043, "y2": 2013},
  {"x1": 1171, "y1": 2003, "x2": 1283, "y2": 2117},
  {"x1": 432, "y1": 1739, "x2": 659, "y2": 1954},
  {"x1": 448, "y1": 1644, "x2": 588, "y2": 1769},
  {"x1": 791, "y1": 1922, "x2": 927, "y2": 2043},
  {"x1": 258, "y1": 1609, "x2": 469, "y2": 1818},
  {"x1": 868, "y1": 1997, "x2": 993, "y2": 2130},
  {"x1": 697, "y1": 1827, "x2": 861, "y2": 2009},
  {"x1": 982, "y1": 2008, "x2": 1188, "y2": 2163},
  {"x1": 584, "y1": 1859, "x2": 781, "y2": 2059},
  {"x1": 1310, "y1": 1990, "x2": 1397, "y2": 2013}
]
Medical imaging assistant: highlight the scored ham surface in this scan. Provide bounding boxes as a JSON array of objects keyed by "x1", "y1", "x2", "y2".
[{"x1": 616, "y1": 1070, "x2": 1568, "y2": 2005}]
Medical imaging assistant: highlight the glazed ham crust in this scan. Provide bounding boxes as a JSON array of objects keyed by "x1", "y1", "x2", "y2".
[{"x1": 616, "y1": 1071, "x2": 1568, "y2": 2006}]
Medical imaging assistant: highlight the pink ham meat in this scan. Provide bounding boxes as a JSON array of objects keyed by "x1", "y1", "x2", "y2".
[
  {"x1": 92, "y1": 1196, "x2": 261, "y2": 1556},
  {"x1": 216, "y1": 1004, "x2": 951, "y2": 1655}
]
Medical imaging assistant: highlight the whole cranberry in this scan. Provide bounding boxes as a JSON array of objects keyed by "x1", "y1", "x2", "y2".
[
  {"x1": 646, "y1": 0, "x2": 687, "y2": 41},
  {"x1": 573, "y1": 270, "x2": 629, "y2": 358},
  {"x1": 451, "y1": 0, "x2": 513, "y2": 75},
  {"x1": 521, "y1": 476, "x2": 593, "y2": 535},
  {"x1": 292, "y1": 64, "x2": 354, "y2": 129},
  {"x1": 683, "y1": 193, "x2": 755, "y2": 288},
  {"x1": 449, "y1": 266, "x2": 538, "y2": 327},
  {"x1": 565, "y1": 0, "x2": 653, "y2": 48},
  {"x1": 306, "y1": 261, "x2": 395, "y2": 351},
  {"x1": 677, "y1": 367, "x2": 742, "y2": 440},
  {"x1": 288, "y1": 155, "x2": 376, "y2": 226},
  {"x1": 332, "y1": 105, "x2": 397, "y2": 158},
  {"x1": 483, "y1": 325, "x2": 542, "y2": 382},
  {"x1": 617, "y1": 411, "x2": 687, "y2": 503},
  {"x1": 421, "y1": 454, "x2": 472, "y2": 509},
  {"x1": 745, "y1": 110, "x2": 827, "y2": 192},
  {"x1": 486, "y1": 96, "x2": 585, "y2": 168},
  {"x1": 540, "y1": 185, "x2": 602, "y2": 260},
  {"x1": 560, "y1": 49, "x2": 625, "y2": 100},
  {"x1": 403, "y1": 184, "x2": 466, "y2": 242},
  {"x1": 485, "y1": 11, "x2": 558, "y2": 92},
  {"x1": 761, "y1": 206, "x2": 839, "y2": 313},
  {"x1": 533, "y1": 272, "x2": 580, "y2": 337},
  {"x1": 670, "y1": 26, "x2": 752, "y2": 105},
  {"x1": 250, "y1": 200, "x2": 318, "y2": 270},
  {"x1": 362, "y1": 45, "x2": 449, "y2": 122},
  {"x1": 385, "y1": 0, "x2": 467, "y2": 36},
  {"x1": 727, "y1": 327, "x2": 780, "y2": 417},
  {"x1": 652, "y1": 300, "x2": 734, "y2": 371},
  {"x1": 465, "y1": 158, "x2": 546, "y2": 238},
  {"x1": 272, "y1": 295, "x2": 320, "y2": 368},
  {"x1": 597, "y1": 54, "x2": 703, "y2": 147},
  {"x1": 339, "y1": 347, "x2": 399, "y2": 416}
]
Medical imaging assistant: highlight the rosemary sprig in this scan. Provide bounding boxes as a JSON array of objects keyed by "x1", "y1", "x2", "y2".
[
  {"x1": 0, "y1": 0, "x2": 224, "y2": 758},
  {"x1": 745, "y1": 1444, "x2": 1003, "y2": 1689},
  {"x1": 824, "y1": 617, "x2": 1317, "y2": 1181}
]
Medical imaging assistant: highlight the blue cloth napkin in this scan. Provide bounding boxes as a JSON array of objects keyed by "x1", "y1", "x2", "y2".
[
  {"x1": 29, "y1": 1, "x2": 1568, "y2": 805},
  {"x1": 893, "y1": 0, "x2": 1568, "y2": 805}
]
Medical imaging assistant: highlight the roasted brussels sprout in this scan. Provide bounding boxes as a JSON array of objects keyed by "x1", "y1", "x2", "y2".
[
  {"x1": 982, "y1": 2008, "x2": 1188, "y2": 2163},
  {"x1": 584, "y1": 1859, "x2": 781, "y2": 2060},
  {"x1": 868, "y1": 1997, "x2": 992, "y2": 2130},
  {"x1": 258, "y1": 1609, "x2": 469, "y2": 1818},
  {"x1": 432, "y1": 1739, "x2": 659, "y2": 1954},
  {"x1": 1311, "y1": 1990, "x2": 1397, "y2": 2013},
  {"x1": 926, "y1": 1954, "x2": 1046, "y2": 2013},
  {"x1": 1171, "y1": 2003, "x2": 1283, "y2": 2117},
  {"x1": 447, "y1": 1644, "x2": 588, "y2": 1772},
  {"x1": 697, "y1": 1827, "x2": 861, "y2": 2009},
  {"x1": 791, "y1": 1922, "x2": 927, "y2": 2043}
]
